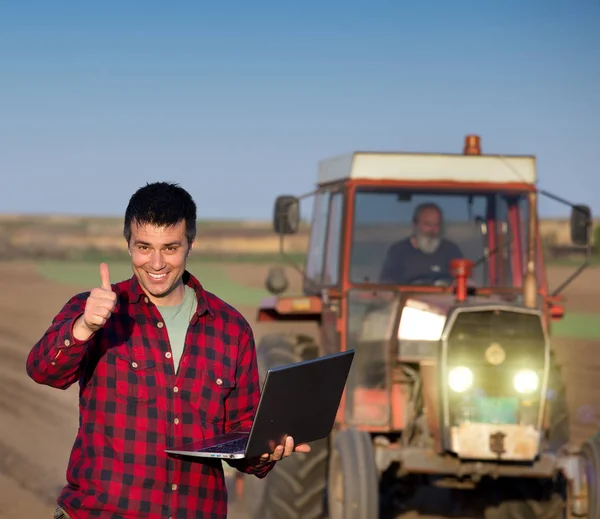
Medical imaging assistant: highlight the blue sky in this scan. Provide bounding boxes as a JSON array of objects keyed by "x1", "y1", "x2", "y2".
[{"x1": 0, "y1": 0, "x2": 598, "y2": 220}]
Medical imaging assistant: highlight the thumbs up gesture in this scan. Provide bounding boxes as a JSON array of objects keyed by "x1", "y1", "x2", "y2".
[{"x1": 73, "y1": 263, "x2": 118, "y2": 341}]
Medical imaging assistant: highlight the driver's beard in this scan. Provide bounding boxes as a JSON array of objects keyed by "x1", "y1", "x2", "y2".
[{"x1": 415, "y1": 234, "x2": 441, "y2": 254}]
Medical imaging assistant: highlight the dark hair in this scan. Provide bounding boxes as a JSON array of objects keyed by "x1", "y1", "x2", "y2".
[{"x1": 123, "y1": 182, "x2": 197, "y2": 245}]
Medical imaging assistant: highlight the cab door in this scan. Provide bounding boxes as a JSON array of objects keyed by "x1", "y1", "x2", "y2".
[
  {"x1": 321, "y1": 189, "x2": 344, "y2": 355},
  {"x1": 303, "y1": 188, "x2": 345, "y2": 356}
]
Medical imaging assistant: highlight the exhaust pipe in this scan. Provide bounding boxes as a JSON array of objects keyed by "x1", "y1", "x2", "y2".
[
  {"x1": 450, "y1": 258, "x2": 474, "y2": 302},
  {"x1": 523, "y1": 191, "x2": 538, "y2": 308}
]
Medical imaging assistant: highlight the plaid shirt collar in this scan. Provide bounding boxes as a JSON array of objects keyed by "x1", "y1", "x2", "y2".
[{"x1": 125, "y1": 269, "x2": 216, "y2": 320}]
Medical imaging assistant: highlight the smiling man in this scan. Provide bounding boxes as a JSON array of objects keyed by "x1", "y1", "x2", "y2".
[{"x1": 26, "y1": 182, "x2": 309, "y2": 519}]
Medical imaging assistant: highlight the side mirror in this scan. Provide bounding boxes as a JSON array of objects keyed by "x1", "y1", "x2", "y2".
[
  {"x1": 273, "y1": 195, "x2": 300, "y2": 235},
  {"x1": 570, "y1": 204, "x2": 592, "y2": 246}
]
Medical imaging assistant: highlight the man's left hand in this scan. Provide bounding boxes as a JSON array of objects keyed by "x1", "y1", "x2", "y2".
[{"x1": 252, "y1": 436, "x2": 311, "y2": 468}]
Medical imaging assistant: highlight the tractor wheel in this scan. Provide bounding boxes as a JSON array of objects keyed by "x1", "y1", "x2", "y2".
[
  {"x1": 243, "y1": 332, "x2": 329, "y2": 519},
  {"x1": 580, "y1": 433, "x2": 600, "y2": 518},
  {"x1": 546, "y1": 350, "x2": 570, "y2": 454},
  {"x1": 255, "y1": 332, "x2": 320, "y2": 385},
  {"x1": 327, "y1": 427, "x2": 379, "y2": 519},
  {"x1": 482, "y1": 477, "x2": 567, "y2": 519}
]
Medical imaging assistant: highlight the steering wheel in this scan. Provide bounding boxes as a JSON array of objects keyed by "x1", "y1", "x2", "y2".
[{"x1": 403, "y1": 272, "x2": 454, "y2": 286}]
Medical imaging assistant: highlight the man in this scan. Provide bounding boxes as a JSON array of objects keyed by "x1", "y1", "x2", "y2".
[
  {"x1": 26, "y1": 182, "x2": 310, "y2": 519},
  {"x1": 379, "y1": 202, "x2": 464, "y2": 284}
]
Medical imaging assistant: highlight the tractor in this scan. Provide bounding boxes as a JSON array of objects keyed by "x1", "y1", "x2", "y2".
[{"x1": 236, "y1": 135, "x2": 598, "y2": 518}]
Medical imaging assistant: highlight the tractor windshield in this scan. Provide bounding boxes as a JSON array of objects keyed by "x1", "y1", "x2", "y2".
[{"x1": 349, "y1": 188, "x2": 530, "y2": 288}]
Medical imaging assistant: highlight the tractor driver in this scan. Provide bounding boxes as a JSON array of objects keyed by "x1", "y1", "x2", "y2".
[{"x1": 379, "y1": 202, "x2": 464, "y2": 285}]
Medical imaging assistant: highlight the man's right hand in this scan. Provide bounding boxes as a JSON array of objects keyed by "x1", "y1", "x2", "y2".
[{"x1": 72, "y1": 263, "x2": 117, "y2": 342}]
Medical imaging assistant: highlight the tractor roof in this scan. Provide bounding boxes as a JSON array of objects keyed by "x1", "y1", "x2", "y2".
[{"x1": 317, "y1": 151, "x2": 537, "y2": 186}]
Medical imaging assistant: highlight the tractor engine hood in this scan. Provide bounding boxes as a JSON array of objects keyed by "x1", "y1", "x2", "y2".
[
  {"x1": 357, "y1": 291, "x2": 528, "y2": 364},
  {"x1": 398, "y1": 292, "x2": 517, "y2": 340},
  {"x1": 396, "y1": 292, "x2": 521, "y2": 351},
  {"x1": 395, "y1": 293, "x2": 507, "y2": 362}
]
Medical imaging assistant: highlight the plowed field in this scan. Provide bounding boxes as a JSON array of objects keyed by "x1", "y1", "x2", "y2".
[{"x1": 1, "y1": 261, "x2": 598, "y2": 518}]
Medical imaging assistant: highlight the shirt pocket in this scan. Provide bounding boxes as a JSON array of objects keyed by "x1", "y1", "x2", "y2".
[
  {"x1": 191, "y1": 368, "x2": 235, "y2": 426},
  {"x1": 114, "y1": 353, "x2": 158, "y2": 405}
]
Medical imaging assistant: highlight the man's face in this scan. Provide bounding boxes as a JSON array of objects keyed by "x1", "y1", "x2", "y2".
[
  {"x1": 128, "y1": 219, "x2": 192, "y2": 305},
  {"x1": 414, "y1": 207, "x2": 442, "y2": 253}
]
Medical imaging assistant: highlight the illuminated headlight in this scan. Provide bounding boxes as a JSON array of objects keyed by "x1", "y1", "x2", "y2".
[
  {"x1": 513, "y1": 369, "x2": 539, "y2": 394},
  {"x1": 448, "y1": 366, "x2": 473, "y2": 393},
  {"x1": 398, "y1": 306, "x2": 446, "y2": 341}
]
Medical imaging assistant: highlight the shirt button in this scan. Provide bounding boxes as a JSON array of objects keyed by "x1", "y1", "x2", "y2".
[
  {"x1": 173, "y1": 386, "x2": 179, "y2": 393},
  {"x1": 165, "y1": 352, "x2": 172, "y2": 359},
  {"x1": 131, "y1": 362, "x2": 138, "y2": 369},
  {"x1": 157, "y1": 321, "x2": 164, "y2": 328},
  {"x1": 216, "y1": 378, "x2": 223, "y2": 386},
  {"x1": 144, "y1": 297, "x2": 149, "y2": 303},
  {"x1": 64, "y1": 339, "x2": 71, "y2": 347},
  {"x1": 171, "y1": 483, "x2": 177, "y2": 491},
  {"x1": 174, "y1": 418, "x2": 179, "y2": 425}
]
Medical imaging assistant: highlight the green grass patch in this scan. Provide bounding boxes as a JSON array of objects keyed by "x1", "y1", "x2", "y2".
[
  {"x1": 35, "y1": 260, "x2": 269, "y2": 308},
  {"x1": 552, "y1": 312, "x2": 600, "y2": 340},
  {"x1": 68, "y1": 249, "x2": 307, "y2": 266},
  {"x1": 545, "y1": 257, "x2": 600, "y2": 267}
]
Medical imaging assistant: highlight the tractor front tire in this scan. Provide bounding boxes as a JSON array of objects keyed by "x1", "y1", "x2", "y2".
[
  {"x1": 327, "y1": 427, "x2": 379, "y2": 519},
  {"x1": 246, "y1": 332, "x2": 328, "y2": 519},
  {"x1": 255, "y1": 332, "x2": 320, "y2": 385}
]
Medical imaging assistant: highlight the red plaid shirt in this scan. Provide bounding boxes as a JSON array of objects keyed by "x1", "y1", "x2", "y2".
[{"x1": 26, "y1": 271, "x2": 273, "y2": 519}]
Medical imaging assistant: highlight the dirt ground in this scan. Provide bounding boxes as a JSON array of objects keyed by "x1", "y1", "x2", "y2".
[{"x1": 1, "y1": 261, "x2": 599, "y2": 519}]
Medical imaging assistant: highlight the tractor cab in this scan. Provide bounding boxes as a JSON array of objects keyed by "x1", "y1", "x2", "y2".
[{"x1": 268, "y1": 135, "x2": 591, "y2": 306}]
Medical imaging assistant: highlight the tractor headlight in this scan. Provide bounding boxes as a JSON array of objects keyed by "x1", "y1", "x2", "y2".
[
  {"x1": 448, "y1": 366, "x2": 473, "y2": 393},
  {"x1": 513, "y1": 369, "x2": 539, "y2": 394},
  {"x1": 398, "y1": 305, "x2": 446, "y2": 341}
]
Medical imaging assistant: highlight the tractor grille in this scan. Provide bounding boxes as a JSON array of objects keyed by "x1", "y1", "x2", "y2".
[{"x1": 443, "y1": 307, "x2": 547, "y2": 428}]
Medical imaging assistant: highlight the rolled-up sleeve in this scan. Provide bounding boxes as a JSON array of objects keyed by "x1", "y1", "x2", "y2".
[{"x1": 26, "y1": 292, "x2": 95, "y2": 390}]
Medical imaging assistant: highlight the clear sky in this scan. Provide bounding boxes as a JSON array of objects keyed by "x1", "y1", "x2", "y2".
[{"x1": 1, "y1": 0, "x2": 598, "y2": 220}]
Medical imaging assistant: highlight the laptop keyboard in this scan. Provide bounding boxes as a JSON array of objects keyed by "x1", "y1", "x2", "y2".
[{"x1": 198, "y1": 436, "x2": 249, "y2": 454}]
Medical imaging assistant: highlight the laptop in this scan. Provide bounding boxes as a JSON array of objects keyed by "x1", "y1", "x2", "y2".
[{"x1": 165, "y1": 349, "x2": 355, "y2": 460}]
